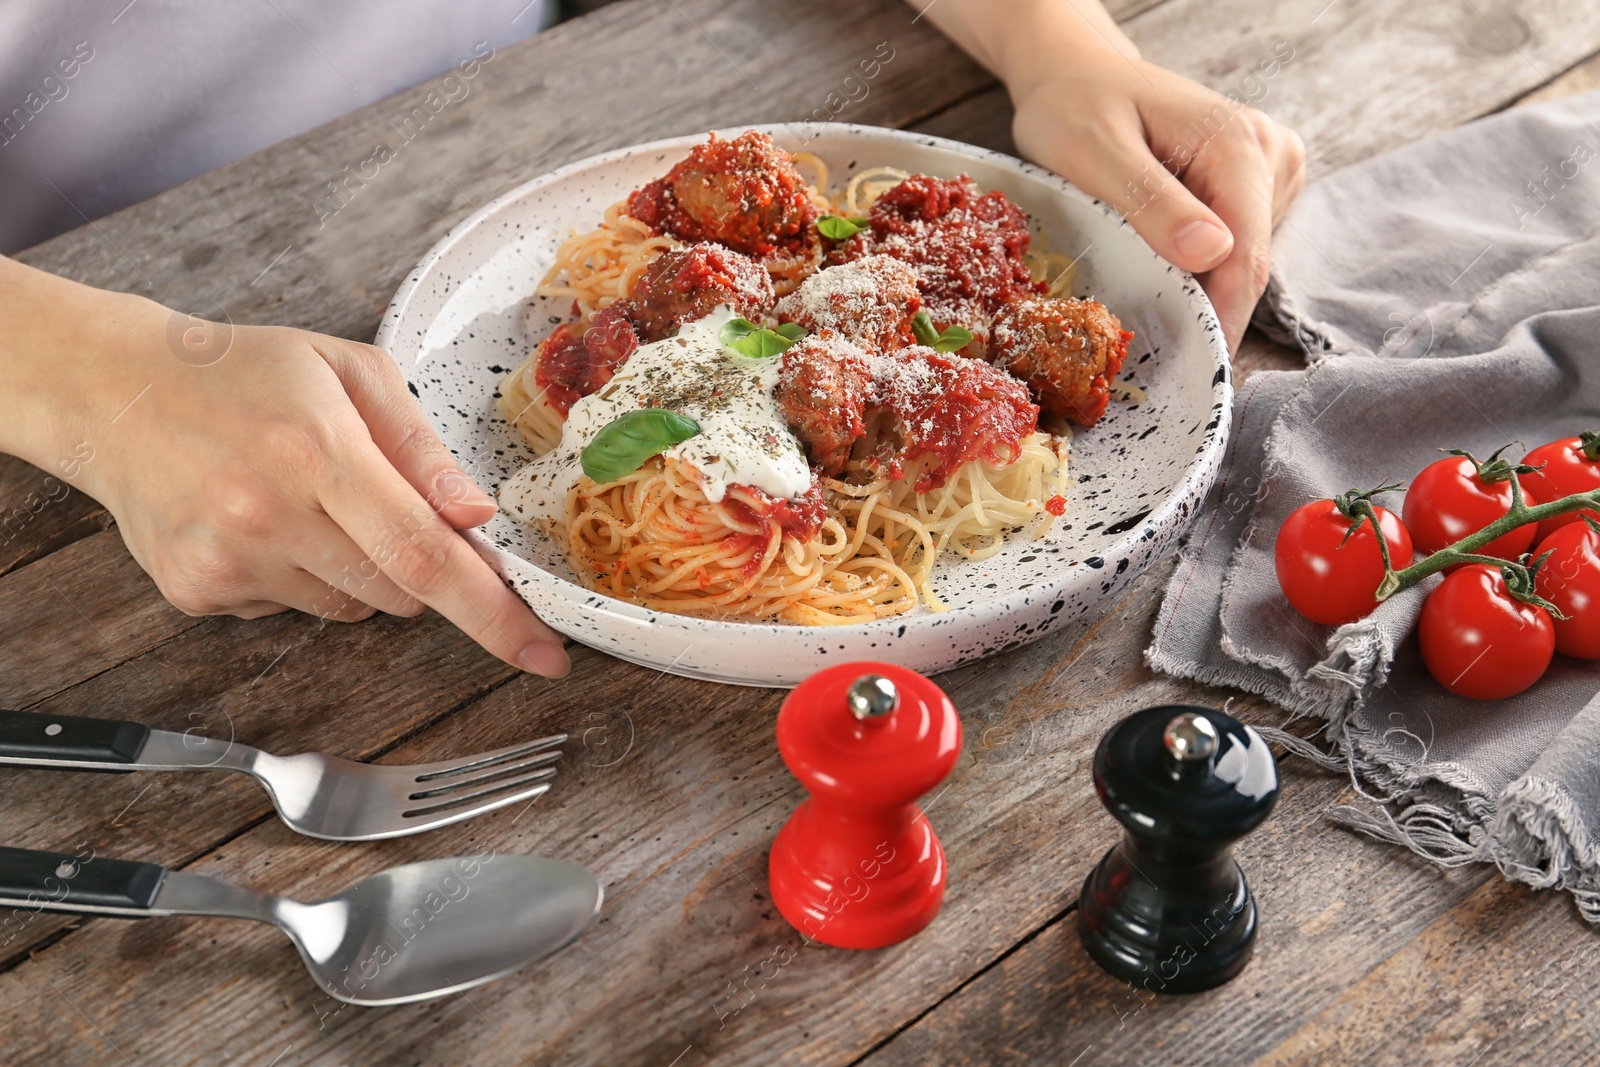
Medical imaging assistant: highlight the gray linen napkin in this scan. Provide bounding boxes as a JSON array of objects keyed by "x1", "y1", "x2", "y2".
[{"x1": 1148, "y1": 91, "x2": 1600, "y2": 921}]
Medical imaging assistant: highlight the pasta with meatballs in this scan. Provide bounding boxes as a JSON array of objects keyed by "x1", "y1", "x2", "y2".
[{"x1": 497, "y1": 130, "x2": 1135, "y2": 623}]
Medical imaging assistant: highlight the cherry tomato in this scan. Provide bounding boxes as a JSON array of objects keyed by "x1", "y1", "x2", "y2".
[
  {"x1": 1533, "y1": 522, "x2": 1600, "y2": 659},
  {"x1": 1275, "y1": 499, "x2": 1413, "y2": 625},
  {"x1": 1403, "y1": 455, "x2": 1539, "y2": 562},
  {"x1": 1419, "y1": 564, "x2": 1554, "y2": 699},
  {"x1": 1525, "y1": 433, "x2": 1600, "y2": 543}
]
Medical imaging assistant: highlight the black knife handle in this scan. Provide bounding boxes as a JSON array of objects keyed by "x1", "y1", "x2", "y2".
[
  {"x1": 0, "y1": 846, "x2": 165, "y2": 913},
  {"x1": 0, "y1": 709, "x2": 150, "y2": 766}
]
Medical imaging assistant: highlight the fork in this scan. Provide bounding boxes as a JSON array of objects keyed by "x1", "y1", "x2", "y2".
[{"x1": 0, "y1": 708, "x2": 564, "y2": 841}]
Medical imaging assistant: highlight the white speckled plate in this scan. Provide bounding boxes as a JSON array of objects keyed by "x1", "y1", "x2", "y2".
[{"x1": 377, "y1": 123, "x2": 1231, "y2": 687}]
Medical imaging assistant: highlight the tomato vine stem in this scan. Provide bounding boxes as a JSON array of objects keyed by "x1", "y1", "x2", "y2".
[
  {"x1": 1334, "y1": 484, "x2": 1402, "y2": 575},
  {"x1": 1373, "y1": 478, "x2": 1600, "y2": 602}
]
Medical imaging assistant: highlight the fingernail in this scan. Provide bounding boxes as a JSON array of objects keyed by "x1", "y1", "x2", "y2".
[
  {"x1": 436, "y1": 469, "x2": 495, "y2": 509},
  {"x1": 1174, "y1": 219, "x2": 1233, "y2": 269},
  {"x1": 517, "y1": 641, "x2": 571, "y2": 678}
]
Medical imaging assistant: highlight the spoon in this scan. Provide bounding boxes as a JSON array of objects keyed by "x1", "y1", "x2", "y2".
[{"x1": 0, "y1": 846, "x2": 601, "y2": 1005}]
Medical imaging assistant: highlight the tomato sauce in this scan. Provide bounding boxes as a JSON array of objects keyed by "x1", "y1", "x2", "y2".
[
  {"x1": 890, "y1": 350, "x2": 1039, "y2": 493},
  {"x1": 532, "y1": 326, "x2": 585, "y2": 416},
  {"x1": 728, "y1": 483, "x2": 826, "y2": 540},
  {"x1": 850, "y1": 175, "x2": 1042, "y2": 330},
  {"x1": 651, "y1": 243, "x2": 754, "y2": 302},
  {"x1": 626, "y1": 179, "x2": 673, "y2": 234},
  {"x1": 533, "y1": 305, "x2": 639, "y2": 416},
  {"x1": 721, "y1": 483, "x2": 828, "y2": 578}
]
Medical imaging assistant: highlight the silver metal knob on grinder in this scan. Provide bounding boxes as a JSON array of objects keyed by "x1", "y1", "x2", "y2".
[{"x1": 1077, "y1": 705, "x2": 1279, "y2": 993}]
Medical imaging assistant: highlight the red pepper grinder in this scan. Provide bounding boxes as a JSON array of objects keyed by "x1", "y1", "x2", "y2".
[{"x1": 768, "y1": 661, "x2": 962, "y2": 949}]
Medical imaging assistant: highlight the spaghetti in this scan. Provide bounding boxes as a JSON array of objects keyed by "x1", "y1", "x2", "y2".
[
  {"x1": 538, "y1": 200, "x2": 680, "y2": 324},
  {"x1": 565, "y1": 458, "x2": 922, "y2": 624},
  {"x1": 825, "y1": 427, "x2": 1068, "y2": 612},
  {"x1": 497, "y1": 350, "x2": 566, "y2": 454}
]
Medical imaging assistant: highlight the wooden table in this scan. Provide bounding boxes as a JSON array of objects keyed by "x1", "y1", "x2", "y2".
[{"x1": 3, "y1": 1, "x2": 1599, "y2": 1063}]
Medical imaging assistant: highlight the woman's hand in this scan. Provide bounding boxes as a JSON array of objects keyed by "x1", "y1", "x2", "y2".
[
  {"x1": 911, "y1": 0, "x2": 1306, "y2": 351},
  {"x1": 1009, "y1": 54, "x2": 1305, "y2": 351},
  {"x1": 0, "y1": 257, "x2": 570, "y2": 677}
]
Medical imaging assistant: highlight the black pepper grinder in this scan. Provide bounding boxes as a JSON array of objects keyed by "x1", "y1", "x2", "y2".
[{"x1": 1077, "y1": 705, "x2": 1279, "y2": 993}]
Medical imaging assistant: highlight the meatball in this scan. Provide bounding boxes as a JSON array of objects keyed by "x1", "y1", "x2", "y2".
[
  {"x1": 627, "y1": 131, "x2": 819, "y2": 257},
  {"x1": 776, "y1": 334, "x2": 873, "y2": 477},
  {"x1": 533, "y1": 304, "x2": 639, "y2": 416},
  {"x1": 773, "y1": 255, "x2": 920, "y2": 353},
  {"x1": 623, "y1": 243, "x2": 774, "y2": 343},
  {"x1": 987, "y1": 297, "x2": 1132, "y2": 427},
  {"x1": 829, "y1": 174, "x2": 1039, "y2": 343},
  {"x1": 870, "y1": 345, "x2": 1039, "y2": 492},
  {"x1": 871, "y1": 172, "x2": 976, "y2": 221}
]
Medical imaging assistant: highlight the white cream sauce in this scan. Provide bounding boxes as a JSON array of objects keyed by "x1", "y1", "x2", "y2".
[{"x1": 499, "y1": 306, "x2": 812, "y2": 525}]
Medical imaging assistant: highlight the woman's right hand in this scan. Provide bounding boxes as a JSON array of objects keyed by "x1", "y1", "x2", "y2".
[
  {"x1": 905, "y1": 0, "x2": 1306, "y2": 353},
  {"x1": 1008, "y1": 51, "x2": 1305, "y2": 352},
  {"x1": 0, "y1": 257, "x2": 571, "y2": 677}
]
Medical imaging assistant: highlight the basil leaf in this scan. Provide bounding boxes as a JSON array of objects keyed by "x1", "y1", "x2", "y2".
[
  {"x1": 720, "y1": 316, "x2": 801, "y2": 358},
  {"x1": 727, "y1": 329, "x2": 797, "y2": 358},
  {"x1": 581, "y1": 409, "x2": 701, "y2": 485},
  {"x1": 817, "y1": 215, "x2": 871, "y2": 240},
  {"x1": 911, "y1": 310, "x2": 973, "y2": 353},
  {"x1": 933, "y1": 324, "x2": 974, "y2": 353}
]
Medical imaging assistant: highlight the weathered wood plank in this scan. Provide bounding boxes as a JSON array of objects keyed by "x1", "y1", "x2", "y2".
[
  {"x1": 1234, "y1": 43, "x2": 1600, "y2": 1019},
  {"x1": 1251, "y1": 878, "x2": 1600, "y2": 1067},
  {"x1": 0, "y1": 6, "x2": 985, "y2": 1049},
  {"x1": 0, "y1": 555, "x2": 1514, "y2": 1067},
  {"x1": 870, "y1": 0, "x2": 1600, "y2": 194},
  {"x1": 0, "y1": 0, "x2": 991, "y2": 981},
  {"x1": 0, "y1": 562, "x2": 1164, "y2": 1065},
  {"x1": 0, "y1": 454, "x2": 110, "y2": 579},
  {"x1": 857, "y1": 31, "x2": 1600, "y2": 1067},
  {"x1": 853, "y1": 771, "x2": 1501, "y2": 1067},
  {"x1": 1515, "y1": 45, "x2": 1600, "y2": 106},
  {"x1": 911, "y1": 85, "x2": 1018, "y2": 157},
  {"x1": 0, "y1": 0, "x2": 1007, "y2": 979},
  {"x1": 1130, "y1": 0, "x2": 1600, "y2": 178},
  {"x1": 0, "y1": 532, "x2": 197, "y2": 708}
]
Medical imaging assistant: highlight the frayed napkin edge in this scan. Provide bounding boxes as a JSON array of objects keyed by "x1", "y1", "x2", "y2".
[
  {"x1": 1491, "y1": 776, "x2": 1600, "y2": 924},
  {"x1": 1253, "y1": 695, "x2": 1600, "y2": 926}
]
